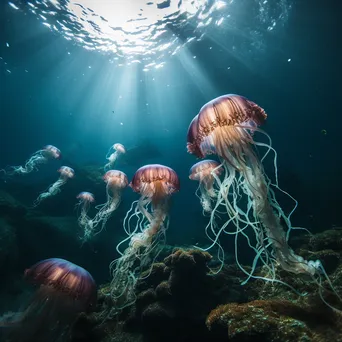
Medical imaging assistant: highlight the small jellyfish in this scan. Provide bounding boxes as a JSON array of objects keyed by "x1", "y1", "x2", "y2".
[
  {"x1": 109, "y1": 164, "x2": 179, "y2": 311},
  {"x1": 104, "y1": 143, "x2": 126, "y2": 171},
  {"x1": 34, "y1": 166, "x2": 74, "y2": 206},
  {"x1": 0, "y1": 258, "x2": 96, "y2": 342},
  {"x1": 83, "y1": 170, "x2": 128, "y2": 241},
  {"x1": 189, "y1": 160, "x2": 223, "y2": 213},
  {"x1": 1, "y1": 145, "x2": 61, "y2": 176},
  {"x1": 76, "y1": 192, "x2": 95, "y2": 239}
]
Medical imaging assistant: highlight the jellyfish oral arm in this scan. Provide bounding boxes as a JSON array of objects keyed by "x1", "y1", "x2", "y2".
[
  {"x1": 21, "y1": 153, "x2": 47, "y2": 173},
  {"x1": 145, "y1": 204, "x2": 167, "y2": 237},
  {"x1": 34, "y1": 178, "x2": 67, "y2": 206},
  {"x1": 6, "y1": 150, "x2": 48, "y2": 175},
  {"x1": 243, "y1": 165, "x2": 316, "y2": 276},
  {"x1": 104, "y1": 152, "x2": 117, "y2": 171}
]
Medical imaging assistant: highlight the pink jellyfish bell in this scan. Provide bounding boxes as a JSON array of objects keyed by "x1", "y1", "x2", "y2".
[
  {"x1": 2, "y1": 258, "x2": 96, "y2": 341},
  {"x1": 42, "y1": 145, "x2": 61, "y2": 160}
]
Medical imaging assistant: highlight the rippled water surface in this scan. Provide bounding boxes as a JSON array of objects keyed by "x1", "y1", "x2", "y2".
[{"x1": 8, "y1": 0, "x2": 291, "y2": 68}]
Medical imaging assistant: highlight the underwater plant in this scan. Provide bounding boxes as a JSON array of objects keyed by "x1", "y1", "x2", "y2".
[
  {"x1": 104, "y1": 143, "x2": 126, "y2": 171},
  {"x1": 0, "y1": 258, "x2": 97, "y2": 342},
  {"x1": 34, "y1": 166, "x2": 74, "y2": 206},
  {"x1": 1, "y1": 145, "x2": 61, "y2": 176},
  {"x1": 187, "y1": 94, "x2": 341, "y2": 308},
  {"x1": 109, "y1": 164, "x2": 180, "y2": 311}
]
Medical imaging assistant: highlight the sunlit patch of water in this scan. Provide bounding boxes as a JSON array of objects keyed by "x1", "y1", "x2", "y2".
[{"x1": 8, "y1": 0, "x2": 291, "y2": 70}]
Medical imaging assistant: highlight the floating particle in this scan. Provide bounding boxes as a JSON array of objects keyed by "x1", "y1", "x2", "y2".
[
  {"x1": 6, "y1": 42, "x2": 9, "y2": 47},
  {"x1": 321, "y1": 129, "x2": 327, "y2": 135},
  {"x1": 8, "y1": 2, "x2": 19, "y2": 10}
]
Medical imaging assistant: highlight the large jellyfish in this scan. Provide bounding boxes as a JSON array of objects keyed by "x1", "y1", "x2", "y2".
[
  {"x1": 34, "y1": 166, "x2": 74, "y2": 206},
  {"x1": 76, "y1": 191, "x2": 95, "y2": 240},
  {"x1": 109, "y1": 164, "x2": 179, "y2": 311},
  {"x1": 83, "y1": 170, "x2": 128, "y2": 241},
  {"x1": 104, "y1": 143, "x2": 126, "y2": 171},
  {"x1": 1, "y1": 145, "x2": 61, "y2": 176},
  {"x1": 187, "y1": 94, "x2": 335, "y2": 297},
  {"x1": 1, "y1": 258, "x2": 96, "y2": 342},
  {"x1": 189, "y1": 160, "x2": 223, "y2": 213}
]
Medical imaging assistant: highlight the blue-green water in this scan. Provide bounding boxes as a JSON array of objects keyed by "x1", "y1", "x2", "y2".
[{"x1": 0, "y1": 1, "x2": 341, "y2": 341}]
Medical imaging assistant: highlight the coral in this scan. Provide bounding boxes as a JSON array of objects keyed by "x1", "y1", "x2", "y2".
[
  {"x1": 137, "y1": 262, "x2": 168, "y2": 292},
  {"x1": 206, "y1": 300, "x2": 342, "y2": 342},
  {"x1": 308, "y1": 229, "x2": 342, "y2": 252},
  {"x1": 141, "y1": 302, "x2": 175, "y2": 329},
  {"x1": 155, "y1": 281, "x2": 171, "y2": 299},
  {"x1": 79, "y1": 237, "x2": 342, "y2": 342},
  {"x1": 135, "y1": 289, "x2": 156, "y2": 313},
  {"x1": 164, "y1": 248, "x2": 212, "y2": 270}
]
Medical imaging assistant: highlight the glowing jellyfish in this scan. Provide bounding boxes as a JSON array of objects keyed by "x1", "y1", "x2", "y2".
[
  {"x1": 76, "y1": 191, "x2": 95, "y2": 240},
  {"x1": 1, "y1": 258, "x2": 96, "y2": 341},
  {"x1": 83, "y1": 170, "x2": 128, "y2": 241},
  {"x1": 109, "y1": 164, "x2": 179, "y2": 311},
  {"x1": 187, "y1": 94, "x2": 338, "y2": 304},
  {"x1": 34, "y1": 166, "x2": 74, "y2": 206},
  {"x1": 104, "y1": 143, "x2": 126, "y2": 171},
  {"x1": 189, "y1": 160, "x2": 223, "y2": 213},
  {"x1": 1, "y1": 145, "x2": 61, "y2": 176}
]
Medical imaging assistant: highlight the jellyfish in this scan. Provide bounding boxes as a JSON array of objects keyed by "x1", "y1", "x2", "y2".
[
  {"x1": 0, "y1": 258, "x2": 96, "y2": 342},
  {"x1": 109, "y1": 164, "x2": 179, "y2": 311},
  {"x1": 83, "y1": 170, "x2": 128, "y2": 241},
  {"x1": 1, "y1": 145, "x2": 61, "y2": 176},
  {"x1": 76, "y1": 192, "x2": 95, "y2": 240},
  {"x1": 187, "y1": 94, "x2": 336, "y2": 298},
  {"x1": 104, "y1": 143, "x2": 126, "y2": 171},
  {"x1": 34, "y1": 166, "x2": 74, "y2": 206},
  {"x1": 189, "y1": 160, "x2": 223, "y2": 213}
]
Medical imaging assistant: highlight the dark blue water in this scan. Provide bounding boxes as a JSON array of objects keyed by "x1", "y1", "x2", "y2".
[{"x1": 0, "y1": 0, "x2": 341, "y2": 284}]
